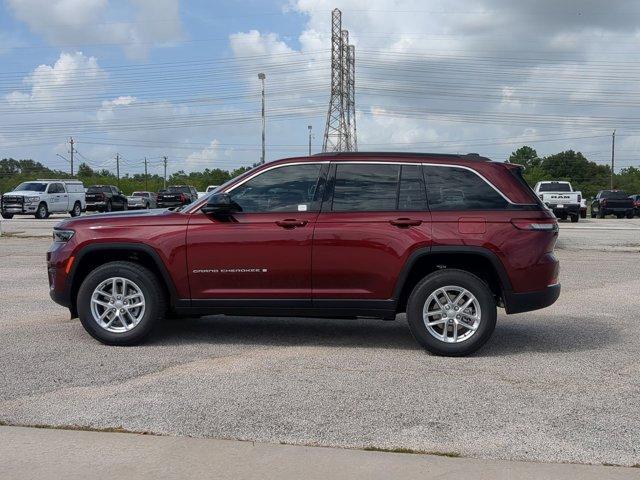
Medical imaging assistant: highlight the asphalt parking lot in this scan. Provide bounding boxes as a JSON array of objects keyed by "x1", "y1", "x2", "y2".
[{"x1": 0, "y1": 215, "x2": 639, "y2": 467}]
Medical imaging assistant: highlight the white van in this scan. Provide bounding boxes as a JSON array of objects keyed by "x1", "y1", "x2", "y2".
[{"x1": 1, "y1": 179, "x2": 86, "y2": 219}]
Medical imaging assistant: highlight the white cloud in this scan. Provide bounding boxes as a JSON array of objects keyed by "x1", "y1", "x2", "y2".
[
  {"x1": 6, "y1": 0, "x2": 183, "y2": 59},
  {"x1": 5, "y1": 52, "x2": 107, "y2": 105}
]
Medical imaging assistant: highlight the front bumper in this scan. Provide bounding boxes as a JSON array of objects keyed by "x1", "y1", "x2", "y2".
[
  {"x1": 504, "y1": 283, "x2": 561, "y2": 314},
  {"x1": 86, "y1": 202, "x2": 107, "y2": 211}
]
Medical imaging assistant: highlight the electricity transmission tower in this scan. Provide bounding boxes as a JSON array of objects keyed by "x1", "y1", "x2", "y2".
[{"x1": 322, "y1": 9, "x2": 357, "y2": 152}]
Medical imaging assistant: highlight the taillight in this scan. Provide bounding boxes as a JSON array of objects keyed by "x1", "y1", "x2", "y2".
[
  {"x1": 179, "y1": 193, "x2": 187, "y2": 202},
  {"x1": 99, "y1": 193, "x2": 106, "y2": 200},
  {"x1": 577, "y1": 194, "x2": 581, "y2": 202},
  {"x1": 511, "y1": 219, "x2": 558, "y2": 232}
]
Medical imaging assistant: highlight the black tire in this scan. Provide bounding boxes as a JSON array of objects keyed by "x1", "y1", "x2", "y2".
[
  {"x1": 69, "y1": 201, "x2": 82, "y2": 217},
  {"x1": 616, "y1": 213, "x2": 624, "y2": 219},
  {"x1": 1, "y1": 212, "x2": 14, "y2": 219},
  {"x1": 580, "y1": 210, "x2": 586, "y2": 219},
  {"x1": 106, "y1": 201, "x2": 113, "y2": 212},
  {"x1": 626, "y1": 211, "x2": 634, "y2": 219},
  {"x1": 77, "y1": 261, "x2": 165, "y2": 345},
  {"x1": 570, "y1": 214, "x2": 579, "y2": 223},
  {"x1": 406, "y1": 269, "x2": 497, "y2": 356},
  {"x1": 145, "y1": 202, "x2": 150, "y2": 209},
  {"x1": 35, "y1": 202, "x2": 48, "y2": 219},
  {"x1": 597, "y1": 209, "x2": 605, "y2": 219}
]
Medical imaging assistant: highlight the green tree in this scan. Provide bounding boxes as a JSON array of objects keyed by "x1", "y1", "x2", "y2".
[{"x1": 508, "y1": 146, "x2": 540, "y2": 169}]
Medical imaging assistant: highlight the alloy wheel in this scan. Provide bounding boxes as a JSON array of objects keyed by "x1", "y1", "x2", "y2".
[
  {"x1": 422, "y1": 286, "x2": 481, "y2": 343},
  {"x1": 90, "y1": 277, "x2": 146, "y2": 333}
]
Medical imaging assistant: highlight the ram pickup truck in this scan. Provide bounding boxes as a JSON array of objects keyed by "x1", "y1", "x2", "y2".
[
  {"x1": 534, "y1": 181, "x2": 581, "y2": 222},
  {"x1": 1, "y1": 179, "x2": 85, "y2": 219}
]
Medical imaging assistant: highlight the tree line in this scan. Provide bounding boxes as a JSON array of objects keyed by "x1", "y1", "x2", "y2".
[
  {"x1": 2, "y1": 149, "x2": 639, "y2": 198},
  {"x1": 0, "y1": 159, "x2": 251, "y2": 195},
  {"x1": 508, "y1": 146, "x2": 640, "y2": 199}
]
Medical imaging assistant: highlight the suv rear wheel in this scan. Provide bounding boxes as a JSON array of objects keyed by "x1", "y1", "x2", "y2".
[
  {"x1": 406, "y1": 269, "x2": 497, "y2": 356},
  {"x1": 1, "y1": 212, "x2": 13, "y2": 219},
  {"x1": 77, "y1": 261, "x2": 165, "y2": 345}
]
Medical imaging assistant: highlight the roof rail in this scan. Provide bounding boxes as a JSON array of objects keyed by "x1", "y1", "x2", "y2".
[{"x1": 311, "y1": 151, "x2": 491, "y2": 161}]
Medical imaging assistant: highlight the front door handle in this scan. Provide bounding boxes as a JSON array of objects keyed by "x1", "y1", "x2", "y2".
[
  {"x1": 276, "y1": 219, "x2": 308, "y2": 229},
  {"x1": 389, "y1": 218, "x2": 422, "y2": 228}
]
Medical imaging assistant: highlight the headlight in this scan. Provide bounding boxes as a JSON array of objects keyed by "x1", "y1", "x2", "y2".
[
  {"x1": 52, "y1": 229, "x2": 75, "y2": 243},
  {"x1": 26, "y1": 196, "x2": 40, "y2": 203}
]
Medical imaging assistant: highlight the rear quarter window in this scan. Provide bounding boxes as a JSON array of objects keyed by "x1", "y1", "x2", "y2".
[{"x1": 424, "y1": 165, "x2": 508, "y2": 210}]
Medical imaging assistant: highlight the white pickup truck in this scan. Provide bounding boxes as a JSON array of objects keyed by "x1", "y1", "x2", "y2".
[
  {"x1": 533, "y1": 181, "x2": 582, "y2": 223},
  {"x1": 1, "y1": 179, "x2": 85, "y2": 219}
]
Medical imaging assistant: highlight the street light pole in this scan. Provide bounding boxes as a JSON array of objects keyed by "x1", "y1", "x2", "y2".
[
  {"x1": 258, "y1": 73, "x2": 266, "y2": 164},
  {"x1": 308, "y1": 125, "x2": 313, "y2": 156}
]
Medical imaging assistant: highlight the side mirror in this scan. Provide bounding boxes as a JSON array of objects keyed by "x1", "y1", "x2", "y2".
[{"x1": 201, "y1": 193, "x2": 241, "y2": 216}]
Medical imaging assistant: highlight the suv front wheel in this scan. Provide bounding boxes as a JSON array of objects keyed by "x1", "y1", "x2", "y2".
[
  {"x1": 77, "y1": 261, "x2": 165, "y2": 345},
  {"x1": 406, "y1": 269, "x2": 497, "y2": 356}
]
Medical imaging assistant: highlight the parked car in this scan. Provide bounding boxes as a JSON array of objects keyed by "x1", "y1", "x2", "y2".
[
  {"x1": 47, "y1": 152, "x2": 560, "y2": 356},
  {"x1": 157, "y1": 185, "x2": 198, "y2": 208},
  {"x1": 1, "y1": 179, "x2": 85, "y2": 219},
  {"x1": 85, "y1": 185, "x2": 128, "y2": 212},
  {"x1": 127, "y1": 191, "x2": 157, "y2": 209},
  {"x1": 533, "y1": 181, "x2": 581, "y2": 223},
  {"x1": 590, "y1": 190, "x2": 634, "y2": 219},
  {"x1": 630, "y1": 194, "x2": 640, "y2": 217}
]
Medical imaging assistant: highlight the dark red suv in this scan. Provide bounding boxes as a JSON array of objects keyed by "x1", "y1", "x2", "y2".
[{"x1": 48, "y1": 152, "x2": 560, "y2": 356}]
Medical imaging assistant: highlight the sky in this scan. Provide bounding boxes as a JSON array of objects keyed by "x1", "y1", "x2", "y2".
[{"x1": 1, "y1": 0, "x2": 640, "y2": 178}]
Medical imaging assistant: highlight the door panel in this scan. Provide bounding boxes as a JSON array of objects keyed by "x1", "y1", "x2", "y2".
[
  {"x1": 312, "y1": 211, "x2": 432, "y2": 299},
  {"x1": 187, "y1": 211, "x2": 318, "y2": 299}
]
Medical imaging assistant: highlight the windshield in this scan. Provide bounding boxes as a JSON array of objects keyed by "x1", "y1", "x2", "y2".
[
  {"x1": 602, "y1": 190, "x2": 628, "y2": 199},
  {"x1": 131, "y1": 192, "x2": 146, "y2": 197},
  {"x1": 14, "y1": 182, "x2": 47, "y2": 192},
  {"x1": 87, "y1": 186, "x2": 111, "y2": 193},
  {"x1": 539, "y1": 183, "x2": 571, "y2": 192},
  {"x1": 167, "y1": 186, "x2": 190, "y2": 193}
]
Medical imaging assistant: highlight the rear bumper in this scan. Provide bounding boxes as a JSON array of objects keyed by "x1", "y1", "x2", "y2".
[
  {"x1": 504, "y1": 283, "x2": 561, "y2": 314},
  {"x1": 547, "y1": 204, "x2": 579, "y2": 216}
]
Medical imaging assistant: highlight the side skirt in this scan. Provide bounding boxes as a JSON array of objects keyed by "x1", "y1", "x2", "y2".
[{"x1": 172, "y1": 299, "x2": 397, "y2": 320}]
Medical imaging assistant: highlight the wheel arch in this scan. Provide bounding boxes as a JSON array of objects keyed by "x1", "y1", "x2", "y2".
[
  {"x1": 393, "y1": 246, "x2": 512, "y2": 313},
  {"x1": 68, "y1": 243, "x2": 178, "y2": 317}
]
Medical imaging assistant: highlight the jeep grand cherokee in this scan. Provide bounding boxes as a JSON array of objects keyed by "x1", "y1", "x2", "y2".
[{"x1": 47, "y1": 152, "x2": 560, "y2": 356}]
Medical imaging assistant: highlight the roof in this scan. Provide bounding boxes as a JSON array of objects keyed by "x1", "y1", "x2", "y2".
[{"x1": 311, "y1": 151, "x2": 491, "y2": 161}]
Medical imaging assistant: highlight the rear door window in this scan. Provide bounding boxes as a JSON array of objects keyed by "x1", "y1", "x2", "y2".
[
  {"x1": 424, "y1": 166, "x2": 508, "y2": 210},
  {"x1": 331, "y1": 163, "x2": 399, "y2": 211}
]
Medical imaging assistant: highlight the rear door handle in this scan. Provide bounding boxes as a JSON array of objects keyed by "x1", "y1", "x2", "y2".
[
  {"x1": 276, "y1": 219, "x2": 308, "y2": 229},
  {"x1": 389, "y1": 218, "x2": 422, "y2": 227}
]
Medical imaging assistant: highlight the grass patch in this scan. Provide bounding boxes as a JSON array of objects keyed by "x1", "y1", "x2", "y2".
[
  {"x1": 0, "y1": 421, "x2": 156, "y2": 436},
  {"x1": 362, "y1": 445, "x2": 460, "y2": 457}
]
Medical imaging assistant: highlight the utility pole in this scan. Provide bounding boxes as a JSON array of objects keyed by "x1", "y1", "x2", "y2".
[
  {"x1": 308, "y1": 125, "x2": 313, "y2": 156},
  {"x1": 258, "y1": 72, "x2": 266, "y2": 164},
  {"x1": 115, "y1": 153, "x2": 120, "y2": 187},
  {"x1": 163, "y1": 156, "x2": 168, "y2": 189},
  {"x1": 69, "y1": 137, "x2": 75, "y2": 176},
  {"x1": 611, "y1": 130, "x2": 616, "y2": 189},
  {"x1": 144, "y1": 157, "x2": 148, "y2": 191}
]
